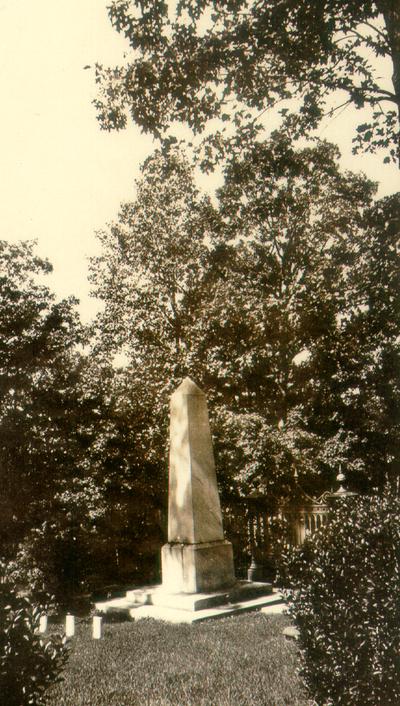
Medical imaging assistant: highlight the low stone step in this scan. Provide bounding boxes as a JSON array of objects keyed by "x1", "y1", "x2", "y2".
[
  {"x1": 125, "y1": 586, "x2": 156, "y2": 605},
  {"x1": 97, "y1": 579, "x2": 274, "y2": 613},
  {"x1": 94, "y1": 597, "x2": 136, "y2": 614},
  {"x1": 149, "y1": 580, "x2": 273, "y2": 612},
  {"x1": 129, "y1": 590, "x2": 285, "y2": 624},
  {"x1": 150, "y1": 588, "x2": 229, "y2": 611},
  {"x1": 95, "y1": 582, "x2": 285, "y2": 622},
  {"x1": 260, "y1": 591, "x2": 287, "y2": 615}
]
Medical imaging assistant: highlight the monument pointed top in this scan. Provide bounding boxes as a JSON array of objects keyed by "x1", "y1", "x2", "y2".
[{"x1": 174, "y1": 377, "x2": 204, "y2": 396}]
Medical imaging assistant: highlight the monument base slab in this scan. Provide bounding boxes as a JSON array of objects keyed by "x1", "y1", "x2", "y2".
[
  {"x1": 161, "y1": 540, "x2": 235, "y2": 594},
  {"x1": 129, "y1": 592, "x2": 284, "y2": 623},
  {"x1": 94, "y1": 581, "x2": 285, "y2": 623}
]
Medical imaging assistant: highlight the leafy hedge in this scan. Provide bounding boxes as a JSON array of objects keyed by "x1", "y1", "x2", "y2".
[
  {"x1": 279, "y1": 490, "x2": 400, "y2": 706},
  {"x1": 0, "y1": 565, "x2": 69, "y2": 706}
]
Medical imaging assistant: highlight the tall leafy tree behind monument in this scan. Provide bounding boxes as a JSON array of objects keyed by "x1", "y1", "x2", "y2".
[
  {"x1": 89, "y1": 142, "x2": 399, "y2": 499},
  {"x1": 95, "y1": 0, "x2": 400, "y2": 164},
  {"x1": 89, "y1": 146, "x2": 215, "y2": 412},
  {"x1": 89, "y1": 1, "x2": 400, "y2": 500},
  {"x1": 193, "y1": 135, "x2": 384, "y2": 495}
]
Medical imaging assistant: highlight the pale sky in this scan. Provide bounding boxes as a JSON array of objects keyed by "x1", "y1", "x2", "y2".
[{"x1": 1, "y1": 0, "x2": 399, "y2": 322}]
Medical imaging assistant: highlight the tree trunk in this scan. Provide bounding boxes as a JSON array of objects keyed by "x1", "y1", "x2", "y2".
[{"x1": 381, "y1": 1, "x2": 400, "y2": 164}]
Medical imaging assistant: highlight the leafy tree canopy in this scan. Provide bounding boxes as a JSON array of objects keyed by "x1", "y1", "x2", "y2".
[
  {"x1": 89, "y1": 141, "x2": 399, "y2": 497},
  {"x1": 0, "y1": 241, "x2": 85, "y2": 545},
  {"x1": 95, "y1": 0, "x2": 400, "y2": 163},
  {"x1": 0, "y1": 240, "x2": 166, "y2": 599}
]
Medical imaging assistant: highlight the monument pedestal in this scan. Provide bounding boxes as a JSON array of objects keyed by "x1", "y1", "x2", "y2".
[{"x1": 161, "y1": 540, "x2": 235, "y2": 594}]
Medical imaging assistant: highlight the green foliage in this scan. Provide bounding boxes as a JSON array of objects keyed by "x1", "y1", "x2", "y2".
[
  {"x1": 6, "y1": 360, "x2": 166, "y2": 604},
  {"x1": 0, "y1": 238, "x2": 160, "y2": 602},
  {"x1": 88, "y1": 146, "x2": 215, "y2": 492},
  {"x1": 0, "y1": 564, "x2": 68, "y2": 706},
  {"x1": 47, "y1": 614, "x2": 306, "y2": 706},
  {"x1": 0, "y1": 240, "x2": 108, "y2": 602},
  {"x1": 0, "y1": 240, "x2": 165, "y2": 603},
  {"x1": 214, "y1": 409, "x2": 324, "y2": 498},
  {"x1": 95, "y1": 0, "x2": 400, "y2": 163},
  {"x1": 89, "y1": 140, "x2": 399, "y2": 500},
  {"x1": 319, "y1": 193, "x2": 400, "y2": 491},
  {"x1": 279, "y1": 490, "x2": 400, "y2": 706},
  {"x1": 0, "y1": 240, "x2": 85, "y2": 551},
  {"x1": 89, "y1": 146, "x2": 213, "y2": 382},
  {"x1": 78, "y1": 363, "x2": 166, "y2": 589}
]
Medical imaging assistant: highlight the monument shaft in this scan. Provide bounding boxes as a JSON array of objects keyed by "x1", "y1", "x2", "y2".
[
  {"x1": 168, "y1": 379, "x2": 224, "y2": 544},
  {"x1": 162, "y1": 378, "x2": 235, "y2": 593}
]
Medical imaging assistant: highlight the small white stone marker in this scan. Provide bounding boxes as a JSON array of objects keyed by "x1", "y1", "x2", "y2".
[
  {"x1": 92, "y1": 616, "x2": 102, "y2": 639},
  {"x1": 38, "y1": 614, "x2": 48, "y2": 634},
  {"x1": 65, "y1": 614, "x2": 75, "y2": 638}
]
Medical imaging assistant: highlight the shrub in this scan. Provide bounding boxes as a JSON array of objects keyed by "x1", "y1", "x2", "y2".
[
  {"x1": 279, "y1": 489, "x2": 400, "y2": 706},
  {"x1": 0, "y1": 564, "x2": 69, "y2": 706}
]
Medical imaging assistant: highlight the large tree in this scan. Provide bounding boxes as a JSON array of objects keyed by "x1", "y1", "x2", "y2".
[
  {"x1": 0, "y1": 241, "x2": 105, "y2": 599},
  {"x1": 193, "y1": 136, "x2": 397, "y2": 495},
  {"x1": 0, "y1": 241, "x2": 84, "y2": 547},
  {"x1": 331, "y1": 192, "x2": 400, "y2": 491},
  {"x1": 89, "y1": 146, "x2": 215, "y2": 403},
  {"x1": 89, "y1": 141, "x2": 398, "y2": 500},
  {"x1": 95, "y1": 0, "x2": 400, "y2": 163},
  {"x1": 0, "y1": 241, "x2": 163, "y2": 601}
]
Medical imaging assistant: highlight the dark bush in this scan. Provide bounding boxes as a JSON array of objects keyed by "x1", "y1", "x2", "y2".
[
  {"x1": 279, "y1": 490, "x2": 400, "y2": 706},
  {"x1": 0, "y1": 564, "x2": 69, "y2": 706}
]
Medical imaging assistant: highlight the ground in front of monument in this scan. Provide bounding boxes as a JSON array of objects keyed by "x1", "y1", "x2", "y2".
[{"x1": 47, "y1": 612, "x2": 309, "y2": 706}]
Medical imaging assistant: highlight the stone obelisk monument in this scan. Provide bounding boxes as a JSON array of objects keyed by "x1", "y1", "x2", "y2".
[
  {"x1": 94, "y1": 378, "x2": 279, "y2": 620},
  {"x1": 161, "y1": 378, "x2": 235, "y2": 593}
]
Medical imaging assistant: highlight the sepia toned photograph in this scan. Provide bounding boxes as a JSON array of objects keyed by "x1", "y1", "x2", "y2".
[{"x1": 1, "y1": 1, "x2": 399, "y2": 704}]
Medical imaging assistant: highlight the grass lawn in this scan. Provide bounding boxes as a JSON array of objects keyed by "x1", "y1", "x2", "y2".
[{"x1": 47, "y1": 612, "x2": 309, "y2": 706}]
